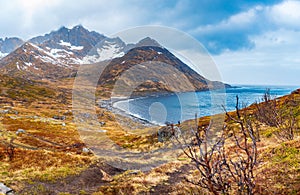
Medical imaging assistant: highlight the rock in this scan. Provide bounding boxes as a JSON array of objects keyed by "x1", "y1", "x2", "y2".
[
  {"x1": 83, "y1": 113, "x2": 91, "y2": 118},
  {"x1": 128, "y1": 170, "x2": 140, "y2": 175},
  {"x1": 62, "y1": 122, "x2": 66, "y2": 127},
  {"x1": 0, "y1": 182, "x2": 13, "y2": 194},
  {"x1": 291, "y1": 89, "x2": 300, "y2": 94},
  {"x1": 16, "y1": 129, "x2": 26, "y2": 135},
  {"x1": 97, "y1": 130, "x2": 107, "y2": 133},
  {"x1": 82, "y1": 147, "x2": 92, "y2": 154},
  {"x1": 157, "y1": 125, "x2": 181, "y2": 142},
  {"x1": 100, "y1": 169, "x2": 113, "y2": 182},
  {"x1": 53, "y1": 115, "x2": 66, "y2": 120},
  {"x1": 0, "y1": 110, "x2": 9, "y2": 114},
  {"x1": 53, "y1": 115, "x2": 60, "y2": 120},
  {"x1": 99, "y1": 121, "x2": 106, "y2": 126}
]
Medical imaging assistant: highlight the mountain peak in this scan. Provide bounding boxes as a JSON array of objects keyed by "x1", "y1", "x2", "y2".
[
  {"x1": 72, "y1": 24, "x2": 84, "y2": 29},
  {"x1": 0, "y1": 37, "x2": 24, "y2": 55},
  {"x1": 135, "y1": 37, "x2": 162, "y2": 48}
]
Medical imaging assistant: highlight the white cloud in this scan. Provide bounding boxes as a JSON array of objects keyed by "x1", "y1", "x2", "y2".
[
  {"x1": 214, "y1": 29, "x2": 300, "y2": 85},
  {"x1": 192, "y1": 6, "x2": 262, "y2": 35},
  {"x1": 268, "y1": 0, "x2": 300, "y2": 29}
]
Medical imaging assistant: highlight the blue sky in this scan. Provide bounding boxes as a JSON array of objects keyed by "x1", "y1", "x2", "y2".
[{"x1": 0, "y1": 0, "x2": 299, "y2": 86}]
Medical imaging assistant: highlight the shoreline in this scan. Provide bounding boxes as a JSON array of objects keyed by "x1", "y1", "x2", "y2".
[
  {"x1": 96, "y1": 86, "x2": 298, "y2": 128},
  {"x1": 97, "y1": 99, "x2": 158, "y2": 127}
]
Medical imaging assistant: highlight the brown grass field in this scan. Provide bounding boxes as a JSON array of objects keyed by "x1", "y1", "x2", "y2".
[{"x1": 0, "y1": 76, "x2": 299, "y2": 194}]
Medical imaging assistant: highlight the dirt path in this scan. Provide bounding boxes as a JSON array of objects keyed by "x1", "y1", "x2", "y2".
[
  {"x1": 18, "y1": 160, "x2": 124, "y2": 194},
  {"x1": 149, "y1": 163, "x2": 194, "y2": 194}
]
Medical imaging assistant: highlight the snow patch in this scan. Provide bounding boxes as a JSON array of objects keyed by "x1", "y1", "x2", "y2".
[
  {"x1": 0, "y1": 51, "x2": 8, "y2": 59},
  {"x1": 70, "y1": 45, "x2": 84, "y2": 50},
  {"x1": 59, "y1": 40, "x2": 71, "y2": 47},
  {"x1": 50, "y1": 48, "x2": 73, "y2": 58},
  {"x1": 16, "y1": 62, "x2": 20, "y2": 70},
  {"x1": 82, "y1": 41, "x2": 125, "y2": 64},
  {"x1": 40, "y1": 55, "x2": 57, "y2": 64},
  {"x1": 24, "y1": 62, "x2": 32, "y2": 67},
  {"x1": 157, "y1": 52, "x2": 162, "y2": 55},
  {"x1": 59, "y1": 40, "x2": 83, "y2": 50}
]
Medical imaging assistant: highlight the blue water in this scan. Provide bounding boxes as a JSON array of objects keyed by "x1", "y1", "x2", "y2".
[{"x1": 113, "y1": 85, "x2": 298, "y2": 125}]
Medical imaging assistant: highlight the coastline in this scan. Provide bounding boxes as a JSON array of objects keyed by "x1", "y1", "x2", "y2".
[
  {"x1": 97, "y1": 99, "x2": 158, "y2": 127},
  {"x1": 96, "y1": 86, "x2": 298, "y2": 128}
]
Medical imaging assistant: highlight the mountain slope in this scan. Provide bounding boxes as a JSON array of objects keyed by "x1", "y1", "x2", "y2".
[
  {"x1": 98, "y1": 44, "x2": 229, "y2": 96},
  {"x1": 0, "y1": 42, "x2": 77, "y2": 79}
]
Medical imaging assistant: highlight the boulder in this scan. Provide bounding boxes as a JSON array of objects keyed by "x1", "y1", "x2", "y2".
[
  {"x1": 0, "y1": 182, "x2": 13, "y2": 194},
  {"x1": 99, "y1": 121, "x2": 106, "y2": 126},
  {"x1": 82, "y1": 147, "x2": 93, "y2": 154},
  {"x1": 157, "y1": 125, "x2": 181, "y2": 142}
]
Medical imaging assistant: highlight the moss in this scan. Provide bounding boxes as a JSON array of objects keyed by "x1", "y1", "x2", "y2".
[
  {"x1": 270, "y1": 143, "x2": 300, "y2": 168},
  {"x1": 262, "y1": 127, "x2": 278, "y2": 138},
  {"x1": 19, "y1": 184, "x2": 50, "y2": 195}
]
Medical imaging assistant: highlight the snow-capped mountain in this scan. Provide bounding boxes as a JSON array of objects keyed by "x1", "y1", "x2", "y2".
[
  {"x1": 0, "y1": 26, "x2": 166, "y2": 65},
  {"x1": 0, "y1": 25, "x2": 166, "y2": 79},
  {"x1": 0, "y1": 42, "x2": 77, "y2": 79},
  {"x1": 28, "y1": 25, "x2": 131, "y2": 64}
]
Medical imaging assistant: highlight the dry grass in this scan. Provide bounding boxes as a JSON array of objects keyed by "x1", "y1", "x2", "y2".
[{"x1": 1, "y1": 74, "x2": 299, "y2": 194}]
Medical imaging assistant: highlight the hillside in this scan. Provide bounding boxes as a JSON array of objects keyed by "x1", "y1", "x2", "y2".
[
  {"x1": 0, "y1": 76, "x2": 299, "y2": 194},
  {"x1": 99, "y1": 44, "x2": 229, "y2": 97}
]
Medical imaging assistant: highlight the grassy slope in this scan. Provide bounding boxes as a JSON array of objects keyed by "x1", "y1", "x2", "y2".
[{"x1": 0, "y1": 75, "x2": 299, "y2": 194}]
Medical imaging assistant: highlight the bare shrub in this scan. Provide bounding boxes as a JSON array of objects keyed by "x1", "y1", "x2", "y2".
[
  {"x1": 177, "y1": 96, "x2": 259, "y2": 195},
  {"x1": 255, "y1": 89, "x2": 299, "y2": 140}
]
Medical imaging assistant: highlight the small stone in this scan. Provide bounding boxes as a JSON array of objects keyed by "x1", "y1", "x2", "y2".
[
  {"x1": 62, "y1": 122, "x2": 66, "y2": 127},
  {"x1": 97, "y1": 130, "x2": 107, "y2": 133},
  {"x1": 128, "y1": 170, "x2": 140, "y2": 175},
  {"x1": 53, "y1": 115, "x2": 66, "y2": 120},
  {"x1": 16, "y1": 129, "x2": 26, "y2": 135},
  {"x1": 82, "y1": 147, "x2": 91, "y2": 154}
]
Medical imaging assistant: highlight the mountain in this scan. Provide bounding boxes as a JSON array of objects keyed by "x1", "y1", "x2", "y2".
[
  {"x1": 28, "y1": 25, "x2": 131, "y2": 64},
  {"x1": 98, "y1": 44, "x2": 229, "y2": 96},
  {"x1": 0, "y1": 25, "x2": 130, "y2": 79},
  {"x1": 0, "y1": 42, "x2": 77, "y2": 79},
  {"x1": 82, "y1": 37, "x2": 130, "y2": 64},
  {"x1": 0, "y1": 37, "x2": 24, "y2": 58},
  {"x1": 29, "y1": 25, "x2": 106, "y2": 58},
  {"x1": 135, "y1": 37, "x2": 161, "y2": 47},
  {"x1": 0, "y1": 25, "x2": 230, "y2": 92}
]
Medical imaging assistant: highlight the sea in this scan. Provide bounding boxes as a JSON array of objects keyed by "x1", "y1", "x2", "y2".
[{"x1": 113, "y1": 85, "x2": 299, "y2": 125}]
